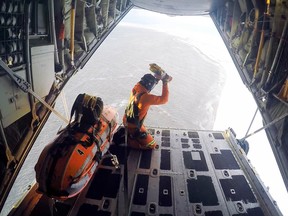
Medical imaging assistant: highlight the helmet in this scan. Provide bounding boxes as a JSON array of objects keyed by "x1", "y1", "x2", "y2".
[{"x1": 139, "y1": 74, "x2": 158, "y2": 92}]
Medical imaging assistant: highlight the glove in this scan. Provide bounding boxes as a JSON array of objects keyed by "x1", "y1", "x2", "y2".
[
  {"x1": 162, "y1": 73, "x2": 173, "y2": 84},
  {"x1": 149, "y1": 63, "x2": 166, "y2": 80}
]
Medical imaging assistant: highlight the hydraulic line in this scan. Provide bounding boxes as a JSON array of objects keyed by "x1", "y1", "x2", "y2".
[
  {"x1": 48, "y1": 0, "x2": 60, "y2": 67},
  {"x1": 265, "y1": 16, "x2": 288, "y2": 89},
  {"x1": 70, "y1": 0, "x2": 77, "y2": 65},
  {"x1": 253, "y1": 0, "x2": 270, "y2": 78}
]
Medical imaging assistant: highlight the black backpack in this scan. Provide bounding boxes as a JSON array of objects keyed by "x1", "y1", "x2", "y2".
[{"x1": 70, "y1": 93, "x2": 103, "y2": 128}]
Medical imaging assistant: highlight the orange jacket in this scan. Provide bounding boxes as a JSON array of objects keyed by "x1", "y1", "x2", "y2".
[{"x1": 124, "y1": 82, "x2": 169, "y2": 127}]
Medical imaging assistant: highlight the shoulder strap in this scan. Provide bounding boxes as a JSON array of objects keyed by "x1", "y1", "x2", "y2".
[
  {"x1": 70, "y1": 93, "x2": 85, "y2": 124},
  {"x1": 125, "y1": 91, "x2": 146, "y2": 129},
  {"x1": 136, "y1": 92, "x2": 146, "y2": 102},
  {"x1": 70, "y1": 93, "x2": 103, "y2": 127}
]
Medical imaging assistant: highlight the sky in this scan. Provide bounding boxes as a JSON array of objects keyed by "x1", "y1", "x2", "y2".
[{"x1": 121, "y1": 8, "x2": 288, "y2": 215}]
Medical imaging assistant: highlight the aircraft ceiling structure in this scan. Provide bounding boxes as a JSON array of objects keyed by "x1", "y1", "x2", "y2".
[
  {"x1": 1, "y1": 0, "x2": 288, "y2": 213},
  {"x1": 210, "y1": 0, "x2": 288, "y2": 192},
  {"x1": 131, "y1": 0, "x2": 227, "y2": 15}
]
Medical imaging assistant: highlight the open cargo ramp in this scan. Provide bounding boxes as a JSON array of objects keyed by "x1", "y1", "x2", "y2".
[{"x1": 13, "y1": 128, "x2": 281, "y2": 216}]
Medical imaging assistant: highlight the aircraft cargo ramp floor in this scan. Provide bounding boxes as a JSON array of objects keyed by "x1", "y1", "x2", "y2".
[{"x1": 26, "y1": 128, "x2": 280, "y2": 216}]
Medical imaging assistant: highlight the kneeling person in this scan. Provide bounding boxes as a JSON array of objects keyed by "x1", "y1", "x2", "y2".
[{"x1": 123, "y1": 64, "x2": 172, "y2": 149}]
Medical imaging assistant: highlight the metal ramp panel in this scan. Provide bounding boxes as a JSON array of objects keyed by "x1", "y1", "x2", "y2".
[{"x1": 63, "y1": 128, "x2": 279, "y2": 216}]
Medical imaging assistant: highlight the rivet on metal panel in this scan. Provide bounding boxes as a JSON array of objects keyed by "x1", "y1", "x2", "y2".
[
  {"x1": 102, "y1": 199, "x2": 110, "y2": 209},
  {"x1": 149, "y1": 203, "x2": 157, "y2": 214},
  {"x1": 230, "y1": 189, "x2": 236, "y2": 194},
  {"x1": 152, "y1": 169, "x2": 158, "y2": 176},
  {"x1": 189, "y1": 170, "x2": 195, "y2": 178},
  {"x1": 195, "y1": 204, "x2": 202, "y2": 214},
  {"x1": 163, "y1": 189, "x2": 168, "y2": 195},
  {"x1": 9, "y1": 97, "x2": 14, "y2": 103},
  {"x1": 236, "y1": 202, "x2": 244, "y2": 212},
  {"x1": 223, "y1": 170, "x2": 230, "y2": 177},
  {"x1": 139, "y1": 188, "x2": 144, "y2": 194}
]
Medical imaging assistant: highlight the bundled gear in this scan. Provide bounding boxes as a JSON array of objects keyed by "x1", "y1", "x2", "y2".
[
  {"x1": 162, "y1": 73, "x2": 173, "y2": 83},
  {"x1": 149, "y1": 63, "x2": 173, "y2": 83},
  {"x1": 35, "y1": 94, "x2": 118, "y2": 200},
  {"x1": 70, "y1": 93, "x2": 103, "y2": 128},
  {"x1": 149, "y1": 63, "x2": 165, "y2": 79}
]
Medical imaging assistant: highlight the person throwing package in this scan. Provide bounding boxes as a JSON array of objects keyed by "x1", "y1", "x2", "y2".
[{"x1": 123, "y1": 63, "x2": 172, "y2": 149}]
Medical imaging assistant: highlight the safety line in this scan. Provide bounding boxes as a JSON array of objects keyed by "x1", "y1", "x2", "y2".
[
  {"x1": 241, "y1": 112, "x2": 288, "y2": 140},
  {"x1": 0, "y1": 59, "x2": 69, "y2": 124}
]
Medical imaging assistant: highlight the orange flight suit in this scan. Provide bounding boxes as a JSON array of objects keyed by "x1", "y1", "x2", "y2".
[{"x1": 123, "y1": 82, "x2": 169, "y2": 149}]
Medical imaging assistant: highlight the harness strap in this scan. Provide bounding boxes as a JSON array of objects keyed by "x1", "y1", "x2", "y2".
[
  {"x1": 125, "y1": 91, "x2": 146, "y2": 129},
  {"x1": 70, "y1": 93, "x2": 103, "y2": 127},
  {"x1": 70, "y1": 93, "x2": 84, "y2": 124}
]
